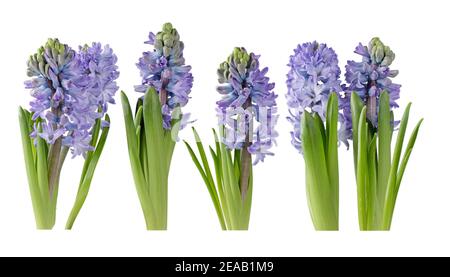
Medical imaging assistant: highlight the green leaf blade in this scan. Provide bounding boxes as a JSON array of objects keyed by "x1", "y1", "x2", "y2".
[
  {"x1": 325, "y1": 93, "x2": 339, "y2": 220},
  {"x1": 356, "y1": 107, "x2": 368, "y2": 230},
  {"x1": 382, "y1": 103, "x2": 412, "y2": 230},
  {"x1": 66, "y1": 115, "x2": 111, "y2": 229},
  {"x1": 121, "y1": 91, "x2": 155, "y2": 228},
  {"x1": 19, "y1": 107, "x2": 46, "y2": 228},
  {"x1": 302, "y1": 112, "x2": 337, "y2": 230},
  {"x1": 377, "y1": 91, "x2": 392, "y2": 208},
  {"x1": 351, "y1": 92, "x2": 364, "y2": 173}
]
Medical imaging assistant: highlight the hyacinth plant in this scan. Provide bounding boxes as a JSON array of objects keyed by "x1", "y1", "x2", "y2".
[
  {"x1": 121, "y1": 23, "x2": 193, "y2": 230},
  {"x1": 185, "y1": 47, "x2": 278, "y2": 230},
  {"x1": 19, "y1": 39, "x2": 119, "y2": 229},
  {"x1": 286, "y1": 41, "x2": 346, "y2": 230},
  {"x1": 342, "y1": 37, "x2": 423, "y2": 230}
]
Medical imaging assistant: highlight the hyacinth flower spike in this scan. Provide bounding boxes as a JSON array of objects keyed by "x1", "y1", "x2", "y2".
[
  {"x1": 121, "y1": 23, "x2": 193, "y2": 230},
  {"x1": 185, "y1": 47, "x2": 278, "y2": 230},
  {"x1": 19, "y1": 39, "x2": 119, "y2": 229},
  {"x1": 286, "y1": 42, "x2": 346, "y2": 230},
  {"x1": 342, "y1": 38, "x2": 423, "y2": 230}
]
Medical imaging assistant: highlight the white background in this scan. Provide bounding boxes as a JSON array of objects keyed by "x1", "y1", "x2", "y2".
[{"x1": 0, "y1": 0, "x2": 448, "y2": 257}]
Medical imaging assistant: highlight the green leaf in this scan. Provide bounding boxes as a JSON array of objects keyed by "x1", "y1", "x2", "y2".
[
  {"x1": 377, "y1": 91, "x2": 392, "y2": 209},
  {"x1": 90, "y1": 114, "x2": 102, "y2": 149},
  {"x1": 139, "y1": 129, "x2": 149, "y2": 188},
  {"x1": 79, "y1": 117, "x2": 102, "y2": 189},
  {"x1": 184, "y1": 140, "x2": 208, "y2": 184},
  {"x1": 35, "y1": 123, "x2": 49, "y2": 205},
  {"x1": 184, "y1": 138, "x2": 226, "y2": 230},
  {"x1": 367, "y1": 133, "x2": 378, "y2": 228},
  {"x1": 233, "y1": 149, "x2": 241, "y2": 184},
  {"x1": 121, "y1": 91, "x2": 155, "y2": 228},
  {"x1": 65, "y1": 115, "x2": 111, "y2": 229},
  {"x1": 212, "y1": 128, "x2": 221, "y2": 158},
  {"x1": 395, "y1": 118, "x2": 423, "y2": 198},
  {"x1": 134, "y1": 99, "x2": 144, "y2": 156},
  {"x1": 134, "y1": 105, "x2": 143, "y2": 130},
  {"x1": 192, "y1": 127, "x2": 218, "y2": 200},
  {"x1": 351, "y1": 92, "x2": 364, "y2": 172},
  {"x1": 211, "y1": 128, "x2": 231, "y2": 228},
  {"x1": 219, "y1": 127, "x2": 239, "y2": 202},
  {"x1": 356, "y1": 107, "x2": 368, "y2": 230},
  {"x1": 396, "y1": 149, "x2": 411, "y2": 195},
  {"x1": 142, "y1": 87, "x2": 167, "y2": 228},
  {"x1": 313, "y1": 113, "x2": 326, "y2": 152},
  {"x1": 382, "y1": 103, "x2": 412, "y2": 230},
  {"x1": 165, "y1": 106, "x2": 181, "y2": 172},
  {"x1": 121, "y1": 92, "x2": 139, "y2": 160},
  {"x1": 19, "y1": 107, "x2": 46, "y2": 228},
  {"x1": 325, "y1": 92, "x2": 339, "y2": 220},
  {"x1": 209, "y1": 145, "x2": 230, "y2": 230},
  {"x1": 135, "y1": 125, "x2": 141, "y2": 151},
  {"x1": 218, "y1": 126, "x2": 239, "y2": 229},
  {"x1": 391, "y1": 104, "x2": 412, "y2": 182},
  {"x1": 302, "y1": 112, "x2": 337, "y2": 230}
]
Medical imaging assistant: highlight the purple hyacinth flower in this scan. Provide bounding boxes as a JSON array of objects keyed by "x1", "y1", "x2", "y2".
[
  {"x1": 286, "y1": 41, "x2": 347, "y2": 153},
  {"x1": 25, "y1": 39, "x2": 119, "y2": 157},
  {"x1": 135, "y1": 23, "x2": 193, "y2": 130},
  {"x1": 341, "y1": 37, "x2": 401, "y2": 137},
  {"x1": 217, "y1": 47, "x2": 278, "y2": 164}
]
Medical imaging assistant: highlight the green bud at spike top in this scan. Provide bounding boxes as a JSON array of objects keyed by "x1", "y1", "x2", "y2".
[
  {"x1": 368, "y1": 37, "x2": 395, "y2": 66},
  {"x1": 153, "y1": 22, "x2": 184, "y2": 63}
]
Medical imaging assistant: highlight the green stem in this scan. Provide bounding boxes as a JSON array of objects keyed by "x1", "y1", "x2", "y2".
[
  {"x1": 239, "y1": 148, "x2": 251, "y2": 200},
  {"x1": 239, "y1": 99, "x2": 252, "y2": 200}
]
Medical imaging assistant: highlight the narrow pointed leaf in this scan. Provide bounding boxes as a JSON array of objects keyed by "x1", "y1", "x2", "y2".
[
  {"x1": 383, "y1": 103, "x2": 412, "y2": 230},
  {"x1": 121, "y1": 91, "x2": 155, "y2": 226},
  {"x1": 19, "y1": 107, "x2": 45, "y2": 227},
  {"x1": 395, "y1": 118, "x2": 423, "y2": 196},
  {"x1": 377, "y1": 91, "x2": 392, "y2": 207},
  {"x1": 356, "y1": 107, "x2": 368, "y2": 230},
  {"x1": 36, "y1": 123, "x2": 49, "y2": 204},
  {"x1": 142, "y1": 87, "x2": 166, "y2": 226},
  {"x1": 302, "y1": 112, "x2": 337, "y2": 230},
  {"x1": 66, "y1": 115, "x2": 110, "y2": 229},
  {"x1": 351, "y1": 92, "x2": 364, "y2": 171},
  {"x1": 326, "y1": 93, "x2": 339, "y2": 219}
]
